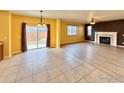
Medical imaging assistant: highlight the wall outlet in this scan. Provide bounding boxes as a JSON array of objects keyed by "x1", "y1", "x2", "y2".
[
  {"x1": 123, "y1": 34, "x2": 124, "y2": 36},
  {"x1": 122, "y1": 42, "x2": 124, "y2": 44}
]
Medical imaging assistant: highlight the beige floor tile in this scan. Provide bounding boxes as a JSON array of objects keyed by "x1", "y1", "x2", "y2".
[
  {"x1": 64, "y1": 69, "x2": 82, "y2": 82},
  {"x1": 16, "y1": 76, "x2": 32, "y2": 83},
  {"x1": 0, "y1": 77, "x2": 4, "y2": 83},
  {"x1": 0, "y1": 68, "x2": 5, "y2": 77},
  {"x1": 0, "y1": 42, "x2": 124, "y2": 83},
  {"x1": 74, "y1": 63, "x2": 95, "y2": 78},
  {"x1": 8, "y1": 60, "x2": 21, "y2": 67},
  {"x1": 109, "y1": 78, "x2": 120, "y2": 83},
  {"x1": 78, "y1": 78, "x2": 88, "y2": 83},
  {"x1": 45, "y1": 62, "x2": 57, "y2": 69},
  {"x1": 20, "y1": 63, "x2": 32, "y2": 71},
  {"x1": 67, "y1": 60, "x2": 82, "y2": 68},
  {"x1": 32, "y1": 64, "x2": 46, "y2": 74},
  {"x1": 48, "y1": 67, "x2": 63, "y2": 80},
  {"x1": 0, "y1": 61, "x2": 10, "y2": 69},
  {"x1": 33, "y1": 71, "x2": 50, "y2": 83},
  {"x1": 2, "y1": 73, "x2": 17, "y2": 83},
  {"x1": 50, "y1": 74, "x2": 72, "y2": 83},
  {"x1": 84, "y1": 69, "x2": 119, "y2": 83},
  {"x1": 3, "y1": 65, "x2": 19, "y2": 76},
  {"x1": 16, "y1": 69, "x2": 32, "y2": 80},
  {"x1": 54, "y1": 60, "x2": 65, "y2": 66},
  {"x1": 32, "y1": 62, "x2": 45, "y2": 67},
  {"x1": 58, "y1": 63, "x2": 73, "y2": 73}
]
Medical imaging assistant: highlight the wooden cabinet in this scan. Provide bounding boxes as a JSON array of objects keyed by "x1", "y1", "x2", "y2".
[{"x1": 0, "y1": 43, "x2": 3, "y2": 61}]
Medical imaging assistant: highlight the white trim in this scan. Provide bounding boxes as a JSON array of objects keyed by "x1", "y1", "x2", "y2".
[
  {"x1": 56, "y1": 19, "x2": 61, "y2": 48},
  {"x1": 61, "y1": 40, "x2": 84, "y2": 45},
  {"x1": 9, "y1": 12, "x2": 12, "y2": 58},
  {"x1": 89, "y1": 41, "x2": 95, "y2": 43},
  {"x1": 117, "y1": 45, "x2": 124, "y2": 48}
]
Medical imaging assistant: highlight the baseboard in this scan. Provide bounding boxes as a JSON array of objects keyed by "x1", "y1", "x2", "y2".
[
  {"x1": 61, "y1": 40, "x2": 86, "y2": 46},
  {"x1": 3, "y1": 51, "x2": 21, "y2": 59},
  {"x1": 3, "y1": 56, "x2": 10, "y2": 59},
  {"x1": 117, "y1": 45, "x2": 124, "y2": 48},
  {"x1": 89, "y1": 40, "x2": 95, "y2": 43},
  {"x1": 11, "y1": 51, "x2": 22, "y2": 55}
]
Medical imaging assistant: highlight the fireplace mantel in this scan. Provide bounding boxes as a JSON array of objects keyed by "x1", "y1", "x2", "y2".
[{"x1": 95, "y1": 32, "x2": 117, "y2": 46}]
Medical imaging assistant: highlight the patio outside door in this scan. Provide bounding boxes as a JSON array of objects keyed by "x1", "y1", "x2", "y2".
[{"x1": 26, "y1": 25, "x2": 48, "y2": 50}]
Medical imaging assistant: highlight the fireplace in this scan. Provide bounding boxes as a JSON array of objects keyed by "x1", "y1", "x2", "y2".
[
  {"x1": 100, "y1": 36, "x2": 110, "y2": 44},
  {"x1": 95, "y1": 32, "x2": 117, "y2": 46}
]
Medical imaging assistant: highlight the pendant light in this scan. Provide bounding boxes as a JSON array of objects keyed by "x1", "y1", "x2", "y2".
[
  {"x1": 37, "y1": 10, "x2": 46, "y2": 27},
  {"x1": 90, "y1": 18, "x2": 95, "y2": 25}
]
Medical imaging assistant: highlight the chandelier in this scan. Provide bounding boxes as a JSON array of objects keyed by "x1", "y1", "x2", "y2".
[{"x1": 37, "y1": 10, "x2": 46, "y2": 27}]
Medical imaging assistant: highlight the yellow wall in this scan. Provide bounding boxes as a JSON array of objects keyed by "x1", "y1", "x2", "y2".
[
  {"x1": 0, "y1": 11, "x2": 10, "y2": 58},
  {"x1": 11, "y1": 14, "x2": 57, "y2": 54},
  {"x1": 0, "y1": 11, "x2": 85, "y2": 58},
  {"x1": 60, "y1": 20, "x2": 85, "y2": 44}
]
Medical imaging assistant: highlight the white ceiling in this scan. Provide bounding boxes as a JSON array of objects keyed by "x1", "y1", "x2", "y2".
[{"x1": 10, "y1": 10, "x2": 124, "y2": 24}]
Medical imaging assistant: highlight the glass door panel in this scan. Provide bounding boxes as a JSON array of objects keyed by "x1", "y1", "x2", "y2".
[
  {"x1": 37, "y1": 26, "x2": 47, "y2": 48},
  {"x1": 26, "y1": 26, "x2": 38, "y2": 49}
]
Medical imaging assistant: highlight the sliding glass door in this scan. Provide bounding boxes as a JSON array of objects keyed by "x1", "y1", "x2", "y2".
[
  {"x1": 37, "y1": 26, "x2": 47, "y2": 48},
  {"x1": 26, "y1": 26, "x2": 37, "y2": 49},
  {"x1": 26, "y1": 25, "x2": 47, "y2": 50}
]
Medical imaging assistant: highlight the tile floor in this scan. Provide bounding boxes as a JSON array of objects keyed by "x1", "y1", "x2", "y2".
[{"x1": 0, "y1": 42, "x2": 124, "y2": 83}]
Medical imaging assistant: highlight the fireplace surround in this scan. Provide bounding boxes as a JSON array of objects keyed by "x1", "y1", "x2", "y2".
[{"x1": 95, "y1": 32, "x2": 117, "y2": 46}]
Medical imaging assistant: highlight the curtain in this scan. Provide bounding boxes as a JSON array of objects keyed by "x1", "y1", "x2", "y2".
[
  {"x1": 21, "y1": 23, "x2": 27, "y2": 52},
  {"x1": 46, "y1": 24, "x2": 50, "y2": 47}
]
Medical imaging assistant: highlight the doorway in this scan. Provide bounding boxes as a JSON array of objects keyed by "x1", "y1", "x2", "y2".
[
  {"x1": 85, "y1": 25, "x2": 92, "y2": 40},
  {"x1": 26, "y1": 25, "x2": 48, "y2": 50}
]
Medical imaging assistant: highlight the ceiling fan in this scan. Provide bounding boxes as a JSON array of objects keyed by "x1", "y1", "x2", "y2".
[
  {"x1": 90, "y1": 18, "x2": 95, "y2": 25},
  {"x1": 89, "y1": 15, "x2": 113, "y2": 25}
]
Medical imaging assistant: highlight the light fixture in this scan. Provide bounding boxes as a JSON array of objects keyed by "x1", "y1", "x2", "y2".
[
  {"x1": 90, "y1": 18, "x2": 95, "y2": 25},
  {"x1": 37, "y1": 10, "x2": 46, "y2": 27}
]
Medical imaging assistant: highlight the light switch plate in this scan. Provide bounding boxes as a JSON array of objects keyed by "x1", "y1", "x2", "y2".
[{"x1": 122, "y1": 42, "x2": 124, "y2": 44}]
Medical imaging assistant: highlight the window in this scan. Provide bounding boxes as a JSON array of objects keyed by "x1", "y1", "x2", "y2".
[
  {"x1": 67, "y1": 25, "x2": 78, "y2": 36},
  {"x1": 87, "y1": 26, "x2": 92, "y2": 36}
]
